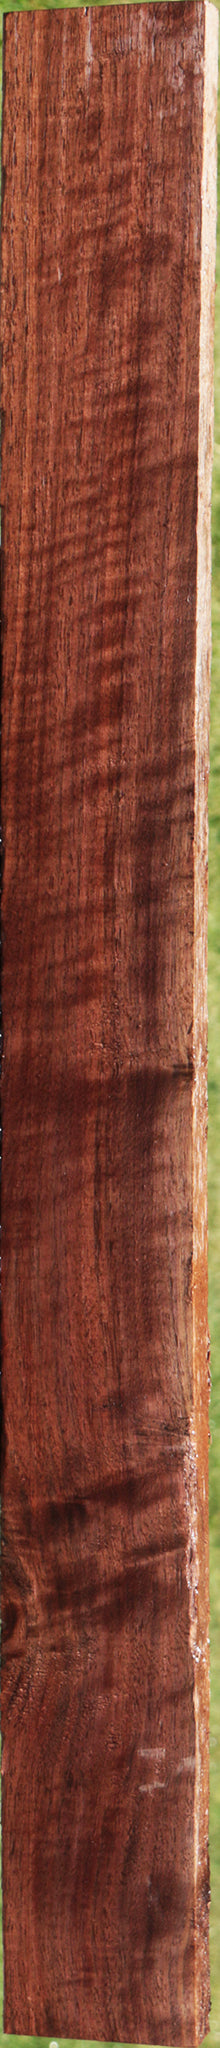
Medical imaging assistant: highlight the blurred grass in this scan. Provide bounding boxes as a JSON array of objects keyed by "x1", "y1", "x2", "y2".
[{"x1": 0, "y1": 1, "x2": 220, "y2": 2045}]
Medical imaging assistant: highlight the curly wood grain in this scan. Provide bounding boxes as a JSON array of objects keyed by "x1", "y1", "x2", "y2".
[{"x1": 1, "y1": 5, "x2": 218, "y2": 2040}]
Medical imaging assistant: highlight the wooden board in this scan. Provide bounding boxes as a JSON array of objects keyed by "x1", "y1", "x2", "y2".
[{"x1": 1, "y1": 5, "x2": 218, "y2": 2041}]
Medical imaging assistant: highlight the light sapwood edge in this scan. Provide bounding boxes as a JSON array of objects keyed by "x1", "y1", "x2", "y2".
[{"x1": 192, "y1": 5, "x2": 218, "y2": 2040}]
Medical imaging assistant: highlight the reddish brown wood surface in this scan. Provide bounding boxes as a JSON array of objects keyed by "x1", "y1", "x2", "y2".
[{"x1": 1, "y1": 5, "x2": 217, "y2": 2041}]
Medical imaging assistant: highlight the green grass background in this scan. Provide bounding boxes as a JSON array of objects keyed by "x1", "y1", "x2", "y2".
[{"x1": 0, "y1": 0, "x2": 220, "y2": 2043}]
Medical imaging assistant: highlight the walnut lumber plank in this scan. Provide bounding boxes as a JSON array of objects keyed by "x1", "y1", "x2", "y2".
[{"x1": 0, "y1": 5, "x2": 218, "y2": 2040}]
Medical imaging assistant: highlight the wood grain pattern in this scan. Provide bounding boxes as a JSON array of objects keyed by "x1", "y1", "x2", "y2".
[{"x1": 1, "y1": 5, "x2": 218, "y2": 2040}]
